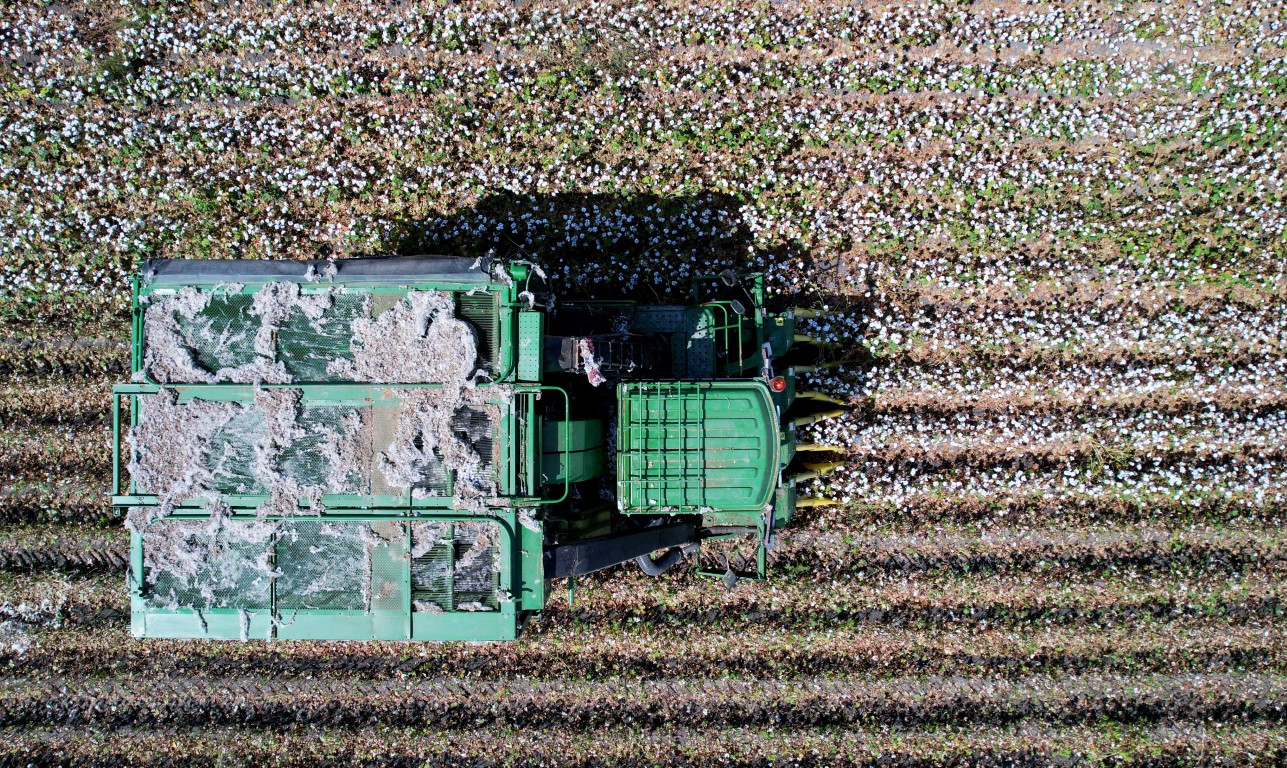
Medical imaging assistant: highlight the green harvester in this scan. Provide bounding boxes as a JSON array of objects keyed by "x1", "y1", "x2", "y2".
[{"x1": 112, "y1": 256, "x2": 845, "y2": 641}]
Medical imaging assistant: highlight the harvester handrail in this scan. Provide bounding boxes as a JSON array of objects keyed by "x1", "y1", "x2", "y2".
[
  {"x1": 699, "y1": 301, "x2": 746, "y2": 373},
  {"x1": 518, "y1": 384, "x2": 572, "y2": 506}
]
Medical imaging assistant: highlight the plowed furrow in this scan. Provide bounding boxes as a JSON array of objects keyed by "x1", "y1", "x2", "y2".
[
  {"x1": 0, "y1": 673, "x2": 1281, "y2": 730},
  {"x1": 0, "y1": 542, "x2": 126, "y2": 575}
]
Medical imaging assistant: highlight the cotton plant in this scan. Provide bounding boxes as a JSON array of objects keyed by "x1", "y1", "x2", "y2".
[{"x1": 0, "y1": 0, "x2": 1283, "y2": 334}]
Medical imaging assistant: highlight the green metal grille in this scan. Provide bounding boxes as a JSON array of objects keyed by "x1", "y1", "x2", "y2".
[
  {"x1": 616, "y1": 381, "x2": 779, "y2": 513},
  {"x1": 457, "y1": 292, "x2": 499, "y2": 373},
  {"x1": 411, "y1": 521, "x2": 500, "y2": 612}
]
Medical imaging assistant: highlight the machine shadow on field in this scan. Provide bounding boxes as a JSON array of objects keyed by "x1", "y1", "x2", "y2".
[
  {"x1": 391, "y1": 191, "x2": 849, "y2": 304},
  {"x1": 388, "y1": 190, "x2": 872, "y2": 360},
  {"x1": 390, "y1": 190, "x2": 876, "y2": 402}
]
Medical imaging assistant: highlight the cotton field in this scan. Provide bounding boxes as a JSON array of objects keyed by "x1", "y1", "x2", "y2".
[{"x1": 1, "y1": 0, "x2": 1285, "y2": 765}]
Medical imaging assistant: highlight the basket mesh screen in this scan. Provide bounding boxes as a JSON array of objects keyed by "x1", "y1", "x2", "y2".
[
  {"x1": 184, "y1": 294, "x2": 259, "y2": 372},
  {"x1": 152, "y1": 288, "x2": 499, "y2": 382},
  {"x1": 175, "y1": 402, "x2": 372, "y2": 496},
  {"x1": 411, "y1": 521, "x2": 500, "y2": 612},
  {"x1": 277, "y1": 295, "x2": 368, "y2": 380},
  {"x1": 275, "y1": 520, "x2": 370, "y2": 612},
  {"x1": 204, "y1": 407, "x2": 265, "y2": 495},
  {"x1": 143, "y1": 519, "x2": 274, "y2": 611},
  {"x1": 277, "y1": 406, "x2": 370, "y2": 494},
  {"x1": 145, "y1": 519, "x2": 412, "y2": 615},
  {"x1": 170, "y1": 292, "x2": 367, "y2": 381}
]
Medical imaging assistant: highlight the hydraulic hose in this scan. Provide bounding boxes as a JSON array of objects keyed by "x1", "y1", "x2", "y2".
[{"x1": 635, "y1": 544, "x2": 698, "y2": 576}]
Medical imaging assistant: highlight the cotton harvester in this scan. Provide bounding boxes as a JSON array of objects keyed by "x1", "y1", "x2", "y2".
[{"x1": 110, "y1": 256, "x2": 847, "y2": 641}]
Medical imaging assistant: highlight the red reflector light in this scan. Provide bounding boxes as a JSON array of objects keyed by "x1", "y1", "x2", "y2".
[{"x1": 769, "y1": 376, "x2": 787, "y2": 392}]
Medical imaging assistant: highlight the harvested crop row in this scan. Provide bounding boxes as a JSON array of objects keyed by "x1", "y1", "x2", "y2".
[
  {"x1": 4, "y1": 721, "x2": 1285, "y2": 768},
  {"x1": 774, "y1": 524, "x2": 1287, "y2": 578},
  {"x1": 1, "y1": 672, "x2": 1283, "y2": 730},
  {"x1": 0, "y1": 337, "x2": 128, "y2": 379},
  {"x1": 11, "y1": 516, "x2": 1286, "y2": 581},
  {"x1": 12, "y1": 512, "x2": 1287, "y2": 584},
  {"x1": 4, "y1": 559, "x2": 1281, "y2": 636},
  {"x1": 0, "y1": 541, "x2": 126, "y2": 576},
  {"x1": 0, "y1": 381, "x2": 111, "y2": 429},
  {"x1": 10, "y1": 621, "x2": 1286, "y2": 684},
  {"x1": 0, "y1": 428, "x2": 111, "y2": 487},
  {"x1": 536, "y1": 570, "x2": 1285, "y2": 632},
  {"x1": 0, "y1": 485, "x2": 115, "y2": 526}
]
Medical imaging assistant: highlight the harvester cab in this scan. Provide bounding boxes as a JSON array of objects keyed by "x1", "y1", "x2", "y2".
[{"x1": 111, "y1": 256, "x2": 846, "y2": 641}]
